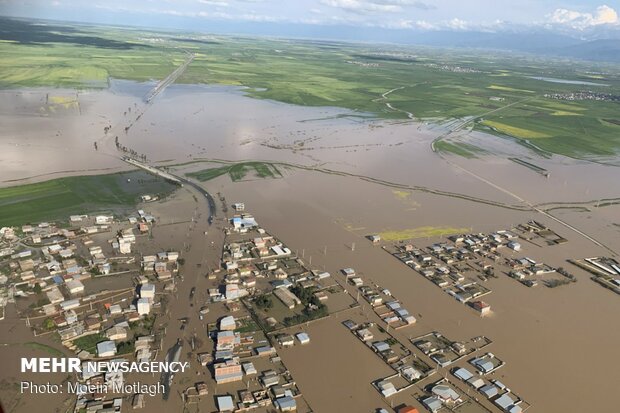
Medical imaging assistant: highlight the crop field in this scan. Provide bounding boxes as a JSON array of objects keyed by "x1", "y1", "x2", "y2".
[
  {"x1": 186, "y1": 161, "x2": 283, "y2": 182},
  {"x1": 378, "y1": 226, "x2": 471, "y2": 241},
  {"x1": 0, "y1": 171, "x2": 176, "y2": 226},
  {"x1": 2, "y1": 17, "x2": 620, "y2": 158}
]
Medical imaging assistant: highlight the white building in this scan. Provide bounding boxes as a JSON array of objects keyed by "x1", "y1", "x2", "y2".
[
  {"x1": 97, "y1": 340, "x2": 117, "y2": 357},
  {"x1": 140, "y1": 283, "x2": 156, "y2": 300},
  {"x1": 66, "y1": 279, "x2": 85, "y2": 295},
  {"x1": 137, "y1": 298, "x2": 151, "y2": 315}
]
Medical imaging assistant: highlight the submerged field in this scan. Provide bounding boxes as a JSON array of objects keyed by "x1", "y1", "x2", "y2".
[
  {"x1": 1, "y1": 17, "x2": 620, "y2": 159},
  {"x1": 0, "y1": 171, "x2": 177, "y2": 226},
  {"x1": 186, "y1": 161, "x2": 283, "y2": 182}
]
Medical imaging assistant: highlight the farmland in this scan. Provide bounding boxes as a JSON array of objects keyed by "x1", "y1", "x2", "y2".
[
  {"x1": 2, "y1": 17, "x2": 620, "y2": 159},
  {"x1": 0, "y1": 171, "x2": 176, "y2": 226}
]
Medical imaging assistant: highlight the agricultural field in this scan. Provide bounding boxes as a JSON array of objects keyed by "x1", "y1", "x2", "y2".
[
  {"x1": 2, "y1": 17, "x2": 620, "y2": 158},
  {"x1": 186, "y1": 161, "x2": 283, "y2": 182},
  {"x1": 0, "y1": 171, "x2": 177, "y2": 226}
]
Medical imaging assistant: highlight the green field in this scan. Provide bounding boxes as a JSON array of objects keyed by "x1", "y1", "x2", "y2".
[
  {"x1": 186, "y1": 161, "x2": 283, "y2": 182},
  {"x1": 0, "y1": 171, "x2": 177, "y2": 226},
  {"x1": 2, "y1": 17, "x2": 620, "y2": 158}
]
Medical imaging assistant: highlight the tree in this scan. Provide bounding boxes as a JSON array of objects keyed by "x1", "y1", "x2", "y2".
[
  {"x1": 33, "y1": 283, "x2": 42, "y2": 295},
  {"x1": 43, "y1": 318, "x2": 55, "y2": 330}
]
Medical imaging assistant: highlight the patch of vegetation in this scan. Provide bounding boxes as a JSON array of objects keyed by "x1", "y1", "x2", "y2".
[
  {"x1": 283, "y1": 285, "x2": 328, "y2": 326},
  {"x1": 23, "y1": 342, "x2": 65, "y2": 357},
  {"x1": 0, "y1": 171, "x2": 176, "y2": 227},
  {"x1": 117, "y1": 340, "x2": 135, "y2": 355},
  {"x1": 73, "y1": 333, "x2": 106, "y2": 353},
  {"x1": 435, "y1": 140, "x2": 485, "y2": 158},
  {"x1": 379, "y1": 226, "x2": 471, "y2": 241},
  {"x1": 187, "y1": 162, "x2": 283, "y2": 182},
  {"x1": 255, "y1": 294, "x2": 274, "y2": 311}
]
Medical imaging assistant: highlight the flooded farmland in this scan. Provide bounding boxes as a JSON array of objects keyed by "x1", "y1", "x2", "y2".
[{"x1": 1, "y1": 79, "x2": 619, "y2": 413}]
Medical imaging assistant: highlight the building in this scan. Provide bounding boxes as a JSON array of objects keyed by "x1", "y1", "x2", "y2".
[
  {"x1": 376, "y1": 380, "x2": 397, "y2": 397},
  {"x1": 219, "y1": 316, "x2": 236, "y2": 331},
  {"x1": 471, "y1": 300, "x2": 491, "y2": 316},
  {"x1": 357, "y1": 328, "x2": 373, "y2": 341},
  {"x1": 66, "y1": 279, "x2": 85, "y2": 295},
  {"x1": 137, "y1": 298, "x2": 151, "y2": 315},
  {"x1": 296, "y1": 332, "x2": 310, "y2": 345},
  {"x1": 242, "y1": 362, "x2": 257, "y2": 375},
  {"x1": 106, "y1": 326, "x2": 128, "y2": 341},
  {"x1": 46, "y1": 286, "x2": 65, "y2": 304},
  {"x1": 431, "y1": 384, "x2": 461, "y2": 403},
  {"x1": 97, "y1": 341, "x2": 117, "y2": 357},
  {"x1": 214, "y1": 359, "x2": 243, "y2": 384},
  {"x1": 217, "y1": 395, "x2": 235, "y2": 412},
  {"x1": 273, "y1": 287, "x2": 301, "y2": 309},
  {"x1": 140, "y1": 283, "x2": 155, "y2": 300},
  {"x1": 274, "y1": 395, "x2": 296, "y2": 412}
]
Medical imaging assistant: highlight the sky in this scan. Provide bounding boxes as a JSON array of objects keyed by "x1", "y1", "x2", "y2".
[{"x1": 1, "y1": 0, "x2": 620, "y2": 38}]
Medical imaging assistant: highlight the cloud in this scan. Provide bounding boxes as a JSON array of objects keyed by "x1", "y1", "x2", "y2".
[
  {"x1": 320, "y1": 0, "x2": 434, "y2": 14},
  {"x1": 549, "y1": 4, "x2": 619, "y2": 30}
]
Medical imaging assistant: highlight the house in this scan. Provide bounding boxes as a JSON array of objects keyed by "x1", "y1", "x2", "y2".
[
  {"x1": 66, "y1": 279, "x2": 85, "y2": 295},
  {"x1": 494, "y1": 394, "x2": 522, "y2": 413},
  {"x1": 219, "y1": 316, "x2": 236, "y2": 331},
  {"x1": 106, "y1": 326, "x2": 128, "y2": 341},
  {"x1": 356, "y1": 328, "x2": 373, "y2": 341},
  {"x1": 242, "y1": 362, "x2": 257, "y2": 375},
  {"x1": 376, "y1": 380, "x2": 397, "y2": 397},
  {"x1": 422, "y1": 396, "x2": 443, "y2": 412},
  {"x1": 274, "y1": 395, "x2": 296, "y2": 412},
  {"x1": 95, "y1": 215, "x2": 113, "y2": 225},
  {"x1": 453, "y1": 367, "x2": 474, "y2": 382},
  {"x1": 255, "y1": 346, "x2": 276, "y2": 357},
  {"x1": 471, "y1": 300, "x2": 491, "y2": 315},
  {"x1": 140, "y1": 283, "x2": 155, "y2": 300},
  {"x1": 260, "y1": 370, "x2": 280, "y2": 387},
  {"x1": 278, "y1": 335, "x2": 295, "y2": 347},
  {"x1": 214, "y1": 359, "x2": 243, "y2": 384},
  {"x1": 65, "y1": 309, "x2": 78, "y2": 325},
  {"x1": 60, "y1": 299, "x2": 80, "y2": 311},
  {"x1": 137, "y1": 298, "x2": 151, "y2": 315},
  {"x1": 216, "y1": 395, "x2": 235, "y2": 412},
  {"x1": 296, "y1": 332, "x2": 310, "y2": 345},
  {"x1": 431, "y1": 384, "x2": 461, "y2": 403},
  {"x1": 400, "y1": 366, "x2": 422, "y2": 382},
  {"x1": 46, "y1": 286, "x2": 65, "y2": 304},
  {"x1": 97, "y1": 341, "x2": 117, "y2": 357},
  {"x1": 471, "y1": 356, "x2": 495, "y2": 374},
  {"x1": 479, "y1": 384, "x2": 499, "y2": 398},
  {"x1": 372, "y1": 341, "x2": 390, "y2": 353},
  {"x1": 273, "y1": 287, "x2": 301, "y2": 309},
  {"x1": 398, "y1": 407, "x2": 419, "y2": 413}
]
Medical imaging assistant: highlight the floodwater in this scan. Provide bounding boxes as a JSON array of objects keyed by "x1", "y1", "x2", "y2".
[
  {"x1": 1, "y1": 79, "x2": 619, "y2": 413},
  {"x1": 215, "y1": 169, "x2": 620, "y2": 413}
]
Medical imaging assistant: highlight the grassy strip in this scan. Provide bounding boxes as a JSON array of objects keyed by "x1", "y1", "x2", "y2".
[
  {"x1": 435, "y1": 141, "x2": 486, "y2": 158},
  {"x1": 0, "y1": 171, "x2": 177, "y2": 227},
  {"x1": 187, "y1": 162, "x2": 283, "y2": 182},
  {"x1": 379, "y1": 226, "x2": 471, "y2": 241},
  {"x1": 22, "y1": 342, "x2": 66, "y2": 357}
]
